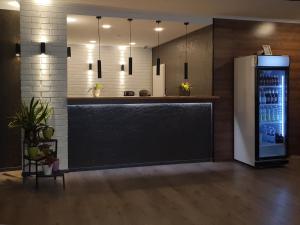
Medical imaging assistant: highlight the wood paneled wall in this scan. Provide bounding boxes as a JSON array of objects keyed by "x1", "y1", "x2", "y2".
[
  {"x1": 152, "y1": 25, "x2": 213, "y2": 96},
  {"x1": 0, "y1": 10, "x2": 21, "y2": 170},
  {"x1": 213, "y1": 18, "x2": 300, "y2": 161}
]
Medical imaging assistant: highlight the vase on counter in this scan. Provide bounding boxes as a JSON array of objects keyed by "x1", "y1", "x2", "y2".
[
  {"x1": 92, "y1": 88, "x2": 101, "y2": 97},
  {"x1": 179, "y1": 88, "x2": 191, "y2": 96}
]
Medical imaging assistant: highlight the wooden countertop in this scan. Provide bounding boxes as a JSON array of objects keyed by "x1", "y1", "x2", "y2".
[{"x1": 67, "y1": 96, "x2": 219, "y2": 105}]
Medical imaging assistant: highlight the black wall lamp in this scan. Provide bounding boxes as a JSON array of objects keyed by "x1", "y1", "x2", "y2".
[
  {"x1": 67, "y1": 47, "x2": 71, "y2": 58},
  {"x1": 89, "y1": 63, "x2": 93, "y2": 70},
  {"x1": 16, "y1": 43, "x2": 21, "y2": 57},
  {"x1": 40, "y1": 42, "x2": 46, "y2": 55},
  {"x1": 121, "y1": 64, "x2": 125, "y2": 71}
]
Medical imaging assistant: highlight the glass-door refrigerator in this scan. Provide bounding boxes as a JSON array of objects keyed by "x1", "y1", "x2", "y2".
[{"x1": 234, "y1": 55, "x2": 289, "y2": 167}]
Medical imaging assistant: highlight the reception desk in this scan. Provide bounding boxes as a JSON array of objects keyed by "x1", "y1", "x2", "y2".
[{"x1": 67, "y1": 96, "x2": 219, "y2": 171}]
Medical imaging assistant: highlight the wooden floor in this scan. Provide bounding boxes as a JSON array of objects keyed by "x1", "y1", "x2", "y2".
[{"x1": 1, "y1": 157, "x2": 300, "y2": 225}]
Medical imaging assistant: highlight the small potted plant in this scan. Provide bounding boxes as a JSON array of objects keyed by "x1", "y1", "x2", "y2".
[
  {"x1": 88, "y1": 83, "x2": 103, "y2": 97},
  {"x1": 43, "y1": 155, "x2": 57, "y2": 175},
  {"x1": 8, "y1": 97, "x2": 53, "y2": 158},
  {"x1": 179, "y1": 82, "x2": 191, "y2": 96}
]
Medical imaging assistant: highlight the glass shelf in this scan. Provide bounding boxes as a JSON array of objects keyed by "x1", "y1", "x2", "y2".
[
  {"x1": 259, "y1": 86, "x2": 282, "y2": 88},
  {"x1": 260, "y1": 121, "x2": 282, "y2": 124},
  {"x1": 259, "y1": 103, "x2": 282, "y2": 106}
]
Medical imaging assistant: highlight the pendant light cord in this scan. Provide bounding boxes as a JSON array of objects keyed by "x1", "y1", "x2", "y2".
[
  {"x1": 185, "y1": 22, "x2": 189, "y2": 63},
  {"x1": 156, "y1": 20, "x2": 161, "y2": 58},
  {"x1": 97, "y1": 16, "x2": 101, "y2": 60},
  {"x1": 129, "y1": 19, "x2": 132, "y2": 57}
]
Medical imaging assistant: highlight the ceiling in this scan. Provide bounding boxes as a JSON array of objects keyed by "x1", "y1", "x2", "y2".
[
  {"x1": 67, "y1": 15, "x2": 205, "y2": 47},
  {"x1": 1, "y1": 0, "x2": 300, "y2": 22},
  {"x1": 60, "y1": 0, "x2": 300, "y2": 21}
]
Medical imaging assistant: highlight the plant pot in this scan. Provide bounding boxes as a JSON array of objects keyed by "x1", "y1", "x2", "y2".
[
  {"x1": 42, "y1": 127, "x2": 54, "y2": 140},
  {"x1": 43, "y1": 164, "x2": 53, "y2": 176},
  {"x1": 92, "y1": 89, "x2": 101, "y2": 97},
  {"x1": 179, "y1": 88, "x2": 191, "y2": 96},
  {"x1": 27, "y1": 147, "x2": 40, "y2": 158}
]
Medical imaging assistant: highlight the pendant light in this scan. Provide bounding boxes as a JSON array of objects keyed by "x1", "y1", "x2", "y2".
[
  {"x1": 184, "y1": 22, "x2": 189, "y2": 80},
  {"x1": 96, "y1": 16, "x2": 102, "y2": 78},
  {"x1": 128, "y1": 18, "x2": 133, "y2": 75},
  {"x1": 156, "y1": 20, "x2": 161, "y2": 75}
]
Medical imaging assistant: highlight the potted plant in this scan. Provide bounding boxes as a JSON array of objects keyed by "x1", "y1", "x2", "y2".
[
  {"x1": 88, "y1": 83, "x2": 103, "y2": 97},
  {"x1": 8, "y1": 97, "x2": 53, "y2": 158},
  {"x1": 179, "y1": 82, "x2": 192, "y2": 96},
  {"x1": 43, "y1": 155, "x2": 57, "y2": 175}
]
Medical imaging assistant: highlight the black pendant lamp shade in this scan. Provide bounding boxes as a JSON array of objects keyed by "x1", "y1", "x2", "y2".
[
  {"x1": 67, "y1": 47, "x2": 71, "y2": 58},
  {"x1": 98, "y1": 59, "x2": 102, "y2": 77},
  {"x1": 97, "y1": 16, "x2": 102, "y2": 78},
  {"x1": 40, "y1": 42, "x2": 46, "y2": 55},
  {"x1": 156, "y1": 20, "x2": 161, "y2": 75},
  {"x1": 129, "y1": 57, "x2": 133, "y2": 74},
  {"x1": 16, "y1": 43, "x2": 21, "y2": 57},
  {"x1": 156, "y1": 58, "x2": 161, "y2": 75},
  {"x1": 184, "y1": 62, "x2": 188, "y2": 80},
  {"x1": 128, "y1": 18, "x2": 133, "y2": 75},
  {"x1": 89, "y1": 63, "x2": 92, "y2": 70},
  {"x1": 184, "y1": 22, "x2": 189, "y2": 80}
]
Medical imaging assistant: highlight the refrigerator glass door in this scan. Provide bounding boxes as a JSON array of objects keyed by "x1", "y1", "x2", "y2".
[{"x1": 258, "y1": 68, "x2": 288, "y2": 159}]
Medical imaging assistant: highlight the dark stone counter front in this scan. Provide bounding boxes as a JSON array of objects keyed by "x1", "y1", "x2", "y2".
[{"x1": 68, "y1": 97, "x2": 217, "y2": 170}]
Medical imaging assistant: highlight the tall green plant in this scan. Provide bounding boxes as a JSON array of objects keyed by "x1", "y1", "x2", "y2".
[{"x1": 8, "y1": 97, "x2": 53, "y2": 147}]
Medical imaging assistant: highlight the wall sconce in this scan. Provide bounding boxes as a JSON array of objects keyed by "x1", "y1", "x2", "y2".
[
  {"x1": 89, "y1": 63, "x2": 93, "y2": 70},
  {"x1": 40, "y1": 42, "x2": 46, "y2": 55},
  {"x1": 121, "y1": 64, "x2": 125, "y2": 71},
  {"x1": 15, "y1": 43, "x2": 21, "y2": 57},
  {"x1": 67, "y1": 47, "x2": 71, "y2": 58}
]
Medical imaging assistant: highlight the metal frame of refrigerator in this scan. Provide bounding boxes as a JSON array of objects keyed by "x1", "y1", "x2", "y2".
[{"x1": 234, "y1": 55, "x2": 289, "y2": 167}]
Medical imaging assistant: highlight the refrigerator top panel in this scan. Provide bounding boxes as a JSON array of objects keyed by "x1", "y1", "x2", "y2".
[{"x1": 257, "y1": 55, "x2": 290, "y2": 67}]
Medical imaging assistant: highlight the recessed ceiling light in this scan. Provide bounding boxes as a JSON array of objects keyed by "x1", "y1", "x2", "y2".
[
  {"x1": 34, "y1": 0, "x2": 50, "y2": 5},
  {"x1": 67, "y1": 17, "x2": 77, "y2": 23},
  {"x1": 129, "y1": 42, "x2": 136, "y2": 46},
  {"x1": 154, "y1": 27, "x2": 164, "y2": 32},
  {"x1": 8, "y1": 1, "x2": 20, "y2": 8},
  {"x1": 89, "y1": 40, "x2": 96, "y2": 43},
  {"x1": 102, "y1": 24, "x2": 111, "y2": 29}
]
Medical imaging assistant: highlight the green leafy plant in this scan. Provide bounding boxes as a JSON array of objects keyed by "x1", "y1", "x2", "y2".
[
  {"x1": 8, "y1": 97, "x2": 53, "y2": 147},
  {"x1": 88, "y1": 83, "x2": 103, "y2": 92}
]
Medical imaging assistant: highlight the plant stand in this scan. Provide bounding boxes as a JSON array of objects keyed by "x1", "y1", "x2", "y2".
[{"x1": 22, "y1": 139, "x2": 65, "y2": 190}]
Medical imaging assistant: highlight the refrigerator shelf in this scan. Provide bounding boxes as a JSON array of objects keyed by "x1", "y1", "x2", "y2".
[
  {"x1": 259, "y1": 86, "x2": 283, "y2": 88},
  {"x1": 259, "y1": 103, "x2": 282, "y2": 106},
  {"x1": 260, "y1": 143, "x2": 285, "y2": 148},
  {"x1": 260, "y1": 121, "x2": 282, "y2": 124}
]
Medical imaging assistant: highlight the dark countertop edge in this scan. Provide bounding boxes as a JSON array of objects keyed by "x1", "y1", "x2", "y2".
[{"x1": 67, "y1": 96, "x2": 220, "y2": 105}]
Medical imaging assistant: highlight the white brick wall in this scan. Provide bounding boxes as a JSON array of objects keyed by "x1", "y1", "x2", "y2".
[
  {"x1": 20, "y1": 0, "x2": 68, "y2": 169},
  {"x1": 68, "y1": 44, "x2": 153, "y2": 97}
]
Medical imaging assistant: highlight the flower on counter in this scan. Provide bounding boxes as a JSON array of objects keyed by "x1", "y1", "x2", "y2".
[
  {"x1": 180, "y1": 82, "x2": 191, "y2": 92},
  {"x1": 88, "y1": 83, "x2": 103, "y2": 97}
]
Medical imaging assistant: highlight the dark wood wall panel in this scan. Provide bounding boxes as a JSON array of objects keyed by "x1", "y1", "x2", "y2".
[
  {"x1": 0, "y1": 10, "x2": 21, "y2": 170},
  {"x1": 153, "y1": 25, "x2": 213, "y2": 96},
  {"x1": 213, "y1": 19, "x2": 300, "y2": 161}
]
